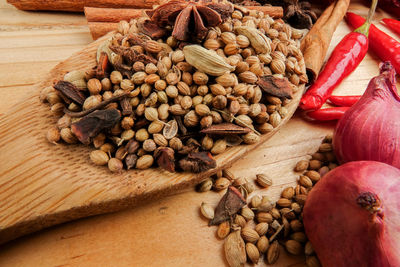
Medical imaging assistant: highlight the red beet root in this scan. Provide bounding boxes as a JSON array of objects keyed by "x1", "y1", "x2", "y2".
[{"x1": 303, "y1": 161, "x2": 400, "y2": 267}]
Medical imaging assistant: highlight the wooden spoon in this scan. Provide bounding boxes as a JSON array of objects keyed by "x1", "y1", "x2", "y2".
[{"x1": 0, "y1": 35, "x2": 304, "y2": 244}]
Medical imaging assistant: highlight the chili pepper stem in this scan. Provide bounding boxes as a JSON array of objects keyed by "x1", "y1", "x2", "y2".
[{"x1": 354, "y1": 0, "x2": 378, "y2": 36}]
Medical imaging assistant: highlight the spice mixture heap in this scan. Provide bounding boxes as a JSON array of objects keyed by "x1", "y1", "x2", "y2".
[
  {"x1": 233, "y1": 0, "x2": 318, "y2": 29},
  {"x1": 41, "y1": 1, "x2": 307, "y2": 173},
  {"x1": 198, "y1": 135, "x2": 336, "y2": 266}
]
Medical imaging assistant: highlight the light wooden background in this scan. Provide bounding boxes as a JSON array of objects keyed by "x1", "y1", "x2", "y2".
[{"x1": 0, "y1": 0, "x2": 398, "y2": 266}]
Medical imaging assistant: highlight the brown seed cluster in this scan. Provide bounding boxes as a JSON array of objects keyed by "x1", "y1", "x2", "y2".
[
  {"x1": 198, "y1": 135, "x2": 337, "y2": 266},
  {"x1": 41, "y1": 6, "x2": 307, "y2": 173}
]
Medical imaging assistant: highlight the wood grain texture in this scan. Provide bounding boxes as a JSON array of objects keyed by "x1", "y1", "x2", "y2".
[
  {"x1": 0, "y1": 117, "x2": 332, "y2": 267},
  {"x1": 0, "y1": 33, "x2": 304, "y2": 244},
  {"x1": 87, "y1": 22, "x2": 118, "y2": 40}
]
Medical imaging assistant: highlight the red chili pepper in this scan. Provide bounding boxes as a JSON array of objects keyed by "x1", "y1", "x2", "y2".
[
  {"x1": 382, "y1": 18, "x2": 400, "y2": 36},
  {"x1": 307, "y1": 107, "x2": 350, "y2": 121},
  {"x1": 346, "y1": 13, "x2": 400, "y2": 75},
  {"x1": 328, "y1": 95, "x2": 362, "y2": 107},
  {"x1": 299, "y1": 0, "x2": 378, "y2": 111}
]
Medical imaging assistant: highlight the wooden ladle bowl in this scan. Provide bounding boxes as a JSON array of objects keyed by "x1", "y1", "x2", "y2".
[{"x1": 0, "y1": 35, "x2": 304, "y2": 244}]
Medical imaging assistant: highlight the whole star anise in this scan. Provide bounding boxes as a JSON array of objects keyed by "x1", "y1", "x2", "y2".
[{"x1": 148, "y1": 0, "x2": 233, "y2": 42}]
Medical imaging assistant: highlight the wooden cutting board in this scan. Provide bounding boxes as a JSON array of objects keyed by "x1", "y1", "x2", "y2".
[{"x1": 0, "y1": 31, "x2": 305, "y2": 244}]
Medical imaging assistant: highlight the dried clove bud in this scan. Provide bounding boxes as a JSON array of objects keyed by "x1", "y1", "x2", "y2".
[
  {"x1": 257, "y1": 75, "x2": 293, "y2": 99},
  {"x1": 137, "y1": 20, "x2": 167, "y2": 39},
  {"x1": 120, "y1": 97, "x2": 132, "y2": 115},
  {"x1": 71, "y1": 109, "x2": 121, "y2": 145},
  {"x1": 179, "y1": 151, "x2": 216, "y2": 173},
  {"x1": 154, "y1": 147, "x2": 175, "y2": 172},
  {"x1": 209, "y1": 186, "x2": 246, "y2": 226}
]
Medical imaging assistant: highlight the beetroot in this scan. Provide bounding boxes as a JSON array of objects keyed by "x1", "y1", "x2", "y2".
[
  {"x1": 368, "y1": 0, "x2": 400, "y2": 17},
  {"x1": 303, "y1": 161, "x2": 400, "y2": 267}
]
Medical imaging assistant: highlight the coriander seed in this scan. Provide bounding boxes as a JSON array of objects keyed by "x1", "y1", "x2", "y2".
[
  {"x1": 46, "y1": 127, "x2": 60, "y2": 144},
  {"x1": 144, "y1": 107, "x2": 159, "y2": 121},
  {"x1": 197, "y1": 178, "x2": 213, "y2": 192},
  {"x1": 135, "y1": 128, "x2": 149, "y2": 142},
  {"x1": 214, "y1": 177, "x2": 230, "y2": 191},
  {"x1": 60, "y1": 128, "x2": 78, "y2": 144},
  {"x1": 90, "y1": 150, "x2": 109, "y2": 166},
  {"x1": 121, "y1": 116, "x2": 134, "y2": 130},
  {"x1": 143, "y1": 139, "x2": 157, "y2": 152},
  {"x1": 108, "y1": 158, "x2": 123, "y2": 172},
  {"x1": 148, "y1": 121, "x2": 164, "y2": 134},
  {"x1": 136, "y1": 155, "x2": 154, "y2": 169},
  {"x1": 87, "y1": 78, "x2": 102, "y2": 94},
  {"x1": 110, "y1": 71, "x2": 123, "y2": 84},
  {"x1": 169, "y1": 137, "x2": 183, "y2": 150}
]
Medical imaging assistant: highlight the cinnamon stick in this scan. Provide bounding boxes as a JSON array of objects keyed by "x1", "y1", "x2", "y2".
[
  {"x1": 7, "y1": 0, "x2": 159, "y2": 11},
  {"x1": 88, "y1": 22, "x2": 118, "y2": 40},
  {"x1": 244, "y1": 6, "x2": 283, "y2": 18},
  {"x1": 300, "y1": 0, "x2": 350, "y2": 83},
  {"x1": 85, "y1": 7, "x2": 150, "y2": 22}
]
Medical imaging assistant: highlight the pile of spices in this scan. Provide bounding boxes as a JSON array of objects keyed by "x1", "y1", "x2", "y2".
[
  {"x1": 41, "y1": 1, "x2": 307, "y2": 173},
  {"x1": 233, "y1": 0, "x2": 318, "y2": 29},
  {"x1": 198, "y1": 134, "x2": 338, "y2": 266}
]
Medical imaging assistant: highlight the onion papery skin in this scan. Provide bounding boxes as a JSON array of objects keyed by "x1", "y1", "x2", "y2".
[
  {"x1": 333, "y1": 62, "x2": 400, "y2": 168},
  {"x1": 303, "y1": 161, "x2": 400, "y2": 267}
]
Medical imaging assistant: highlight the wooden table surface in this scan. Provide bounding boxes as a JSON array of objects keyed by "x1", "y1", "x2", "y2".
[{"x1": 0, "y1": 1, "x2": 398, "y2": 266}]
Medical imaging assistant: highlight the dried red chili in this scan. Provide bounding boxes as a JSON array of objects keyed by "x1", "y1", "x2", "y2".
[
  {"x1": 346, "y1": 13, "x2": 400, "y2": 75},
  {"x1": 306, "y1": 107, "x2": 349, "y2": 121},
  {"x1": 328, "y1": 95, "x2": 361, "y2": 107},
  {"x1": 299, "y1": 0, "x2": 378, "y2": 111},
  {"x1": 382, "y1": 18, "x2": 400, "y2": 36}
]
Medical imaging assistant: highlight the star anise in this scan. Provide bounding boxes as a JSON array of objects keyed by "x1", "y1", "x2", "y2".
[{"x1": 148, "y1": 0, "x2": 233, "y2": 42}]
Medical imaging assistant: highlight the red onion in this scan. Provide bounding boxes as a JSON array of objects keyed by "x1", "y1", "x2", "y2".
[
  {"x1": 311, "y1": 0, "x2": 400, "y2": 17},
  {"x1": 333, "y1": 62, "x2": 400, "y2": 168},
  {"x1": 303, "y1": 161, "x2": 400, "y2": 267},
  {"x1": 367, "y1": 0, "x2": 400, "y2": 17}
]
